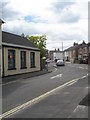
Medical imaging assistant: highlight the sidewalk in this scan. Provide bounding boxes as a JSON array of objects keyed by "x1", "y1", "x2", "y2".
[{"x1": 2, "y1": 69, "x2": 52, "y2": 84}]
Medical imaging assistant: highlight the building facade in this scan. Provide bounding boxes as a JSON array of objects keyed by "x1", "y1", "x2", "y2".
[
  {"x1": 78, "y1": 43, "x2": 88, "y2": 61},
  {"x1": 64, "y1": 41, "x2": 89, "y2": 63},
  {"x1": 2, "y1": 31, "x2": 40, "y2": 77},
  {"x1": 49, "y1": 49, "x2": 63, "y2": 61}
]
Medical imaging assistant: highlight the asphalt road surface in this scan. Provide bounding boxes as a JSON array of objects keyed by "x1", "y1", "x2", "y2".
[{"x1": 2, "y1": 63, "x2": 89, "y2": 118}]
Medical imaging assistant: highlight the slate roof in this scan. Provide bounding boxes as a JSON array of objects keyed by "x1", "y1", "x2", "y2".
[
  {"x1": 0, "y1": 19, "x2": 4, "y2": 24},
  {"x1": 2, "y1": 31, "x2": 40, "y2": 51},
  {"x1": 64, "y1": 41, "x2": 87, "y2": 51}
]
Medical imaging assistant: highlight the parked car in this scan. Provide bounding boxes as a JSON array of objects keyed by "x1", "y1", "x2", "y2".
[
  {"x1": 56, "y1": 60, "x2": 65, "y2": 66},
  {"x1": 55, "y1": 58, "x2": 60, "y2": 62}
]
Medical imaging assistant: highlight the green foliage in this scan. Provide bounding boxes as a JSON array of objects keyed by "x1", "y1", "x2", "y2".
[{"x1": 27, "y1": 35, "x2": 47, "y2": 57}]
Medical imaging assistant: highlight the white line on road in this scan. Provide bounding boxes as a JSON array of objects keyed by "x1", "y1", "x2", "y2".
[
  {"x1": 87, "y1": 73, "x2": 89, "y2": 76},
  {"x1": 50, "y1": 74, "x2": 62, "y2": 79},
  {"x1": 68, "y1": 105, "x2": 87, "y2": 118},
  {"x1": 0, "y1": 75, "x2": 88, "y2": 119},
  {"x1": 3, "y1": 68, "x2": 57, "y2": 86},
  {"x1": 2, "y1": 80, "x2": 21, "y2": 86},
  {"x1": 81, "y1": 76, "x2": 87, "y2": 79},
  {"x1": 0, "y1": 77, "x2": 82, "y2": 118},
  {"x1": 53, "y1": 68, "x2": 57, "y2": 73},
  {"x1": 67, "y1": 80, "x2": 77, "y2": 86},
  {"x1": 67, "y1": 64, "x2": 88, "y2": 70}
]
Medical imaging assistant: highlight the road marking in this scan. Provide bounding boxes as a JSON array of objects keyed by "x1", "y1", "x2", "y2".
[
  {"x1": 78, "y1": 67, "x2": 84, "y2": 69},
  {"x1": 0, "y1": 75, "x2": 87, "y2": 118},
  {"x1": 50, "y1": 74, "x2": 62, "y2": 79},
  {"x1": 87, "y1": 73, "x2": 89, "y2": 76},
  {"x1": 67, "y1": 80, "x2": 77, "y2": 86},
  {"x1": 68, "y1": 105, "x2": 87, "y2": 118},
  {"x1": 2, "y1": 78, "x2": 23, "y2": 86},
  {"x1": 81, "y1": 76, "x2": 87, "y2": 79},
  {"x1": 3, "y1": 68, "x2": 57, "y2": 86},
  {"x1": 73, "y1": 105, "x2": 86, "y2": 113},
  {"x1": 52, "y1": 68, "x2": 57, "y2": 73},
  {"x1": 67, "y1": 64, "x2": 88, "y2": 70}
]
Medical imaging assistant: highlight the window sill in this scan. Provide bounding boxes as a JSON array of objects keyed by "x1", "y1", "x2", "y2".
[
  {"x1": 20, "y1": 67, "x2": 27, "y2": 69},
  {"x1": 30, "y1": 66, "x2": 36, "y2": 68},
  {"x1": 8, "y1": 68, "x2": 16, "y2": 70}
]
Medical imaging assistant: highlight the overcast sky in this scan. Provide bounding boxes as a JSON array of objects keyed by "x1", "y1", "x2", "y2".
[{"x1": 1, "y1": 0, "x2": 89, "y2": 50}]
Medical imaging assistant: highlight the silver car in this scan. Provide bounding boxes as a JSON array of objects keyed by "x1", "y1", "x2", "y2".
[{"x1": 56, "y1": 60, "x2": 65, "y2": 66}]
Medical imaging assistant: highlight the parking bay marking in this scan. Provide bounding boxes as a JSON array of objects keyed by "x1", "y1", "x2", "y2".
[{"x1": 0, "y1": 76, "x2": 87, "y2": 119}]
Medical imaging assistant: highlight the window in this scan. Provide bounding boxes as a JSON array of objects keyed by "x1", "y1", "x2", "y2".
[
  {"x1": 89, "y1": 46, "x2": 90, "y2": 53},
  {"x1": 8, "y1": 50, "x2": 15, "y2": 70},
  {"x1": 79, "y1": 48, "x2": 82, "y2": 54},
  {"x1": 30, "y1": 52, "x2": 35, "y2": 68},
  {"x1": 83, "y1": 47, "x2": 87, "y2": 53},
  {"x1": 21, "y1": 51, "x2": 26, "y2": 69}
]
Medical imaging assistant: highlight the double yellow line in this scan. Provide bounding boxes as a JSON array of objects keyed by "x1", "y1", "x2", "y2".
[{"x1": 0, "y1": 76, "x2": 86, "y2": 118}]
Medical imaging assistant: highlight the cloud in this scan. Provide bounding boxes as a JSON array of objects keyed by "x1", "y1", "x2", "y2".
[
  {"x1": 2, "y1": 0, "x2": 88, "y2": 50},
  {"x1": 51, "y1": 1, "x2": 75, "y2": 13},
  {"x1": 2, "y1": 0, "x2": 22, "y2": 21},
  {"x1": 51, "y1": 1, "x2": 80, "y2": 23},
  {"x1": 59, "y1": 10, "x2": 80, "y2": 23}
]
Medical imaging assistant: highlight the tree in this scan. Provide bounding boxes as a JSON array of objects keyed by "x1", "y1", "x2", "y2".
[{"x1": 27, "y1": 35, "x2": 47, "y2": 57}]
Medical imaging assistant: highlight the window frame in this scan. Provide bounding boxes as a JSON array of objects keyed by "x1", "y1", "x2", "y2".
[
  {"x1": 30, "y1": 52, "x2": 35, "y2": 68},
  {"x1": 89, "y1": 46, "x2": 90, "y2": 53},
  {"x1": 79, "y1": 48, "x2": 82, "y2": 54},
  {"x1": 8, "y1": 49, "x2": 16, "y2": 70},
  {"x1": 20, "y1": 51, "x2": 27, "y2": 69},
  {"x1": 83, "y1": 47, "x2": 87, "y2": 53}
]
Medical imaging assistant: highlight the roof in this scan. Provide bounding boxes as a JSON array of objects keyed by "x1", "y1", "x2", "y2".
[
  {"x1": 64, "y1": 41, "x2": 87, "y2": 51},
  {"x1": 64, "y1": 46, "x2": 74, "y2": 51},
  {"x1": 0, "y1": 19, "x2": 4, "y2": 24},
  {"x1": 2, "y1": 31, "x2": 40, "y2": 51}
]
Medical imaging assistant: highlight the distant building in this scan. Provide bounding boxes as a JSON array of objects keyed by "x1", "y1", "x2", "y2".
[
  {"x1": 49, "y1": 48, "x2": 63, "y2": 61},
  {"x1": 2, "y1": 31, "x2": 40, "y2": 77},
  {"x1": 64, "y1": 46, "x2": 73, "y2": 62},
  {"x1": 78, "y1": 41, "x2": 88, "y2": 61},
  {"x1": 64, "y1": 41, "x2": 88, "y2": 63}
]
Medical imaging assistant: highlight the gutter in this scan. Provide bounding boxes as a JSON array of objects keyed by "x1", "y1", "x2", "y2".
[{"x1": 2, "y1": 42, "x2": 40, "y2": 51}]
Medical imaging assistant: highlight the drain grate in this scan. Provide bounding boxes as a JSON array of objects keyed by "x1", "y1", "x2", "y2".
[{"x1": 79, "y1": 93, "x2": 90, "y2": 106}]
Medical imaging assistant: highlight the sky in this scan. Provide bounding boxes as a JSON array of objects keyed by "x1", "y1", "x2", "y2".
[{"x1": 1, "y1": 0, "x2": 89, "y2": 50}]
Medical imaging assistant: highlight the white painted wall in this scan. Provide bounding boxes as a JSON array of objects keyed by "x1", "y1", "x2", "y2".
[
  {"x1": 53, "y1": 52, "x2": 63, "y2": 60},
  {"x1": 4, "y1": 47, "x2": 40, "y2": 76}
]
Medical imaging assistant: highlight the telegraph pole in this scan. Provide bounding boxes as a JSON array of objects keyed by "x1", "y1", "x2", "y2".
[{"x1": 62, "y1": 41, "x2": 63, "y2": 52}]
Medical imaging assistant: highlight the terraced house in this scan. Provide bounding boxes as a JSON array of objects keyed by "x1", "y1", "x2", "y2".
[
  {"x1": 78, "y1": 41, "x2": 88, "y2": 62},
  {"x1": 64, "y1": 42, "x2": 79, "y2": 63},
  {"x1": 2, "y1": 31, "x2": 40, "y2": 77},
  {"x1": 64, "y1": 41, "x2": 89, "y2": 64}
]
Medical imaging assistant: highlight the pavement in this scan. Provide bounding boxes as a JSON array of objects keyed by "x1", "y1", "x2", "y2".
[
  {"x1": 2, "y1": 62, "x2": 89, "y2": 84},
  {"x1": 2, "y1": 65, "x2": 54, "y2": 84}
]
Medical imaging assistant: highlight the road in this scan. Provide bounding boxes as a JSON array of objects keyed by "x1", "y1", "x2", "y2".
[{"x1": 2, "y1": 62, "x2": 88, "y2": 118}]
